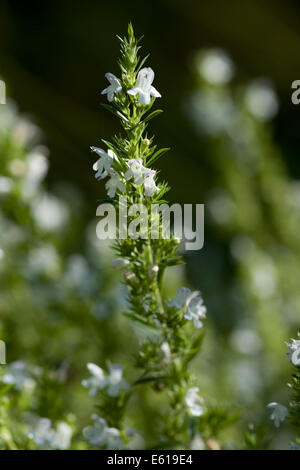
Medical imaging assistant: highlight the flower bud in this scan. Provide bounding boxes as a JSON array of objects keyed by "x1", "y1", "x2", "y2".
[
  {"x1": 123, "y1": 270, "x2": 135, "y2": 281},
  {"x1": 112, "y1": 257, "x2": 130, "y2": 270},
  {"x1": 148, "y1": 265, "x2": 159, "y2": 278},
  {"x1": 142, "y1": 138, "x2": 150, "y2": 147},
  {"x1": 205, "y1": 439, "x2": 220, "y2": 451}
]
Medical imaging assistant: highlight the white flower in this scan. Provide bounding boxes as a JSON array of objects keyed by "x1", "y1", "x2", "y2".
[
  {"x1": 28, "y1": 418, "x2": 72, "y2": 450},
  {"x1": 143, "y1": 169, "x2": 159, "y2": 197},
  {"x1": 112, "y1": 257, "x2": 130, "y2": 270},
  {"x1": 106, "y1": 364, "x2": 129, "y2": 397},
  {"x1": 125, "y1": 158, "x2": 147, "y2": 185},
  {"x1": 91, "y1": 147, "x2": 117, "y2": 180},
  {"x1": 1, "y1": 361, "x2": 35, "y2": 390},
  {"x1": 82, "y1": 363, "x2": 128, "y2": 397},
  {"x1": 267, "y1": 402, "x2": 289, "y2": 427},
  {"x1": 184, "y1": 292, "x2": 207, "y2": 329},
  {"x1": 285, "y1": 338, "x2": 300, "y2": 366},
  {"x1": 185, "y1": 387, "x2": 204, "y2": 417},
  {"x1": 105, "y1": 169, "x2": 126, "y2": 198},
  {"x1": 82, "y1": 363, "x2": 107, "y2": 396},
  {"x1": 83, "y1": 415, "x2": 123, "y2": 449},
  {"x1": 168, "y1": 287, "x2": 192, "y2": 309},
  {"x1": 125, "y1": 158, "x2": 158, "y2": 196},
  {"x1": 101, "y1": 73, "x2": 122, "y2": 102},
  {"x1": 127, "y1": 67, "x2": 161, "y2": 105}
]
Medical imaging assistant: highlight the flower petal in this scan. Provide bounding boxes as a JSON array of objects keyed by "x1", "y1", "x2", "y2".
[
  {"x1": 127, "y1": 86, "x2": 141, "y2": 96},
  {"x1": 150, "y1": 86, "x2": 161, "y2": 98}
]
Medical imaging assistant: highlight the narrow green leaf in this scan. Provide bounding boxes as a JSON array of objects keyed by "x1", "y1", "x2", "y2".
[
  {"x1": 101, "y1": 139, "x2": 119, "y2": 155},
  {"x1": 101, "y1": 103, "x2": 128, "y2": 122},
  {"x1": 166, "y1": 257, "x2": 185, "y2": 267},
  {"x1": 143, "y1": 109, "x2": 163, "y2": 124}
]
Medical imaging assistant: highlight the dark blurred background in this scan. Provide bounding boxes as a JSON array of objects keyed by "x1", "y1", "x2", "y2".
[{"x1": 1, "y1": 0, "x2": 300, "y2": 212}]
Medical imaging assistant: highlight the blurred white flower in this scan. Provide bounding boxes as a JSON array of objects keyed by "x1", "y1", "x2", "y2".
[
  {"x1": 190, "y1": 434, "x2": 205, "y2": 450},
  {"x1": 82, "y1": 363, "x2": 107, "y2": 396},
  {"x1": 285, "y1": 338, "x2": 300, "y2": 366},
  {"x1": 267, "y1": 402, "x2": 289, "y2": 428},
  {"x1": 105, "y1": 169, "x2": 126, "y2": 198},
  {"x1": 196, "y1": 49, "x2": 234, "y2": 85},
  {"x1": 8, "y1": 158, "x2": 26, "y2": 177},
  {"x1": 185, "y1": 387, "x2": 203, "y2": 417},
  {"x1": 31, "y1": 194, "x2": 69, "y2": 232},
  {"x1": 29, "y1": 418, "x2": 72, "y2": 450},
  {"x1": 184, "y1": 292, "x2": 206, "y2": 329},
  {"x1": 22, "y1": 151, "x2": 48, "y2": 198},
  {"x1": 101, "y1": 73, "x2": 122, "y2": 102},
  {"x1": 128, "y1": 67, "x2": 161, "y2": 105},
  {"x1": 290, "y1": 442, "x2": 300, "y2": 450},
  {"x1": 1, "y1": 361, "x2": 35, "y2": 390},
  {"x1": 230, "y1": 328, "x2": 261, "y2": 355},
  {"x1": 208, "y1": 189, "x2": 236, "y2": 225},
  {"x1": 231, "y1": 360, "x2": 262, "y2": 403},
  {"x1": 187, "y1": 89, "x2": 237, "y2": 137},
  {"x1": 83, "y1": 415, "x2": 123, "y2": 449},
  {"x1": 50, "y1": 422, "x2": 72, "y2": 450},
  {"x1": 250, "y1": 257, "x2": 277, "y2": 299},
  {"x1": 27, "y1": 151, "x2": 49, "y2": 181},
  {"x1": 82, "y1": 363, "x2": 128, "y2": 397},
  {"x1": 106, "y1": 364, "x2": 129, "y2": 397},
  {"x1": 27, "y1": 244, "x2": 60, "y2": 277},
  {"x1": 244, "y1": 79, "x2": 278, "y2": 121},
  {"x1": 13, "y1": 119, "x2": 40, "y2": 146},
  {"x1": 160, "y1": 342, "x2": 171, "y2": 364},
  {"x1": 112, "y1": 257, "x2": 130, "y2": 270},
  {"x1": 0, "y1": 176, "x2": 13, "y2": 195},
  {"x1": 126, "y1": 427, "x2": 145, "y2": 450},
  {"x1": 168, "y1": 287, "x2": 192, "y2": 309},
  {"x1": 65, "y1": 254, "x2": 96, "y2": 294},
  {"x1": 91, "y1": 146, "x2": 117, "y2": 180}
]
